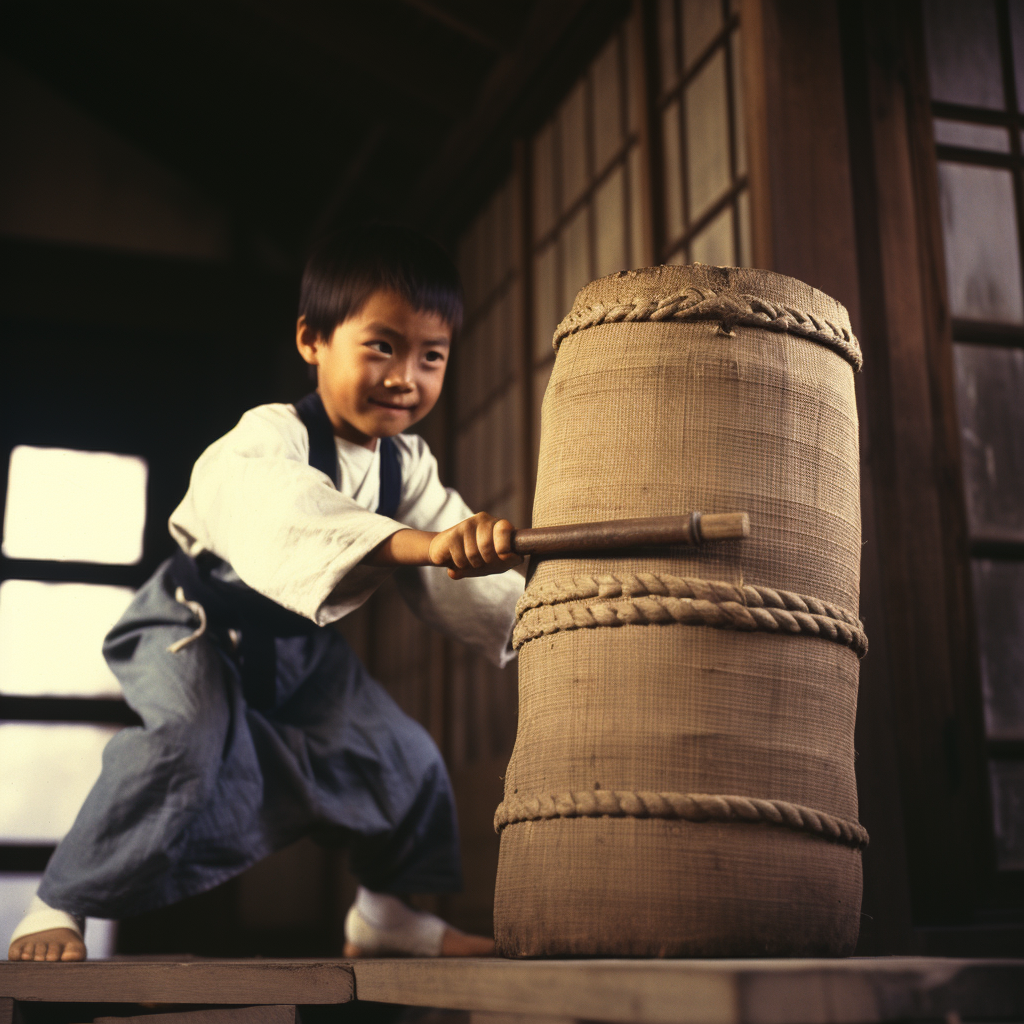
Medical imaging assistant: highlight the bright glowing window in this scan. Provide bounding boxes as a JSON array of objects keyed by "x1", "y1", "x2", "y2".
[
  {"x1": 0, "y1": 580, "x2": 132, "y2": 697},
  {"x1": 2, "y1": 446, "x2": 147, "y2": 564},
  {"x1": 0, "y1": 723, "x2": 119, "y2": 842}
]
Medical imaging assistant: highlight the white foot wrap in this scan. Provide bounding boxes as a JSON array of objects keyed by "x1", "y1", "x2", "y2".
[
  {"x1": 9, "y1": 895, "x2": 84, "y2": 945},
  {"x1": 344, "y1": 886, "x2": 446, "y2": 957}
]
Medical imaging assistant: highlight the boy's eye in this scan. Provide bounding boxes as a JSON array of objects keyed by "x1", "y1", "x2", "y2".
[
  {"x1": 424, "y1": 350, "x2": 446, "y2": 364},
  {"x1": 368, "y1": 340, "x2": 393, "y2": 355}
]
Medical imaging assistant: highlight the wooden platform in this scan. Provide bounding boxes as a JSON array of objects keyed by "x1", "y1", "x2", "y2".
[{"x1": 1, "y1": 956, "x2": 1022, "y2": 1024}]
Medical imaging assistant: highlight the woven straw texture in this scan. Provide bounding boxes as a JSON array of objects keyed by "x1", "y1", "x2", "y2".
[{"x1": 494, "y1": 265, "x2": 865, "y2": 957}]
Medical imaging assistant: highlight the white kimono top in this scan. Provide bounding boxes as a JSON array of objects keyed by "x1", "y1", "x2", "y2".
[{"x1": 168, "y1": 403, "x2": 523, "y2": 668}]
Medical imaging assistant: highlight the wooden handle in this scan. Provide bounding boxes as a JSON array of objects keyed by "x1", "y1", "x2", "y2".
[{"x1": 510, "y1": 512, "x2": 749, "y2": 557}]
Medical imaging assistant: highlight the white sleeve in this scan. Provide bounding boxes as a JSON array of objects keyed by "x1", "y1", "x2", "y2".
[
  {"x1": 391, "y1": 436, "x2": 524, "y2": 668},
  {"x1": 168, "y1": 405, "x2": 405, "y2": 624}
]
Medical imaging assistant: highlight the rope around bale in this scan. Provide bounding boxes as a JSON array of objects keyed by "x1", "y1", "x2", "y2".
[
  {"x1": 513, "y1": 572, "x2": 867, "y2": 657},
  {"x1": 552, "y1": 288, "x2": 863, "y2": 371},
  {"x1": 494, "y1": 789, "x2": 869, "y2": 850}
]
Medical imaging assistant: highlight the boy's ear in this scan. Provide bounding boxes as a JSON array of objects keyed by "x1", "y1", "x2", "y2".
[{"x1": 295, "y1": 315, "x2": 322, "y2": 366}]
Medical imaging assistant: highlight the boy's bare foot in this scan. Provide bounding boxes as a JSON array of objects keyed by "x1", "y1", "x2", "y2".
[
  {"x1": 343, "y1": 926, "x2": 494, "y2": 958},
  {"x1": 440, "y1": 928, "x2": 495, "y2": 956},
  {"x1": 8, "y1": 927, "x2": 86, "y2": 961}
]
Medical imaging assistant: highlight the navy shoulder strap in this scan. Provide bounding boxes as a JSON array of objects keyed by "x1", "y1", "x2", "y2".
[
  {"x1": 294, "y1": 391, "x2": 339, "y2": 487},
  {"x1": 377, "y1": 436, "x2": 402, "y2": 518},
  {"x1": 295, "y1": 390, "x2": 402, "y2": 516}
]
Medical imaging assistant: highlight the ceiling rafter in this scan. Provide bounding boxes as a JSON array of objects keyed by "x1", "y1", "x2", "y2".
[
  {"x1": 399, "y1": 0, "x2": 502, "y2": 52},
  {"x1": 238, "y1": 0, "x2": 479, "y2": 119}
]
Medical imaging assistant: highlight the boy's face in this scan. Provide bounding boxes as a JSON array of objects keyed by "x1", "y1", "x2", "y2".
[{"x1": 296, "y1": 289, "x2": 451, "y2": 449}]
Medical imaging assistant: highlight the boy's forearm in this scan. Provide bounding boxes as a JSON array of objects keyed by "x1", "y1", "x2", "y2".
[{"x1": 362, "y1": 528, "x2": 434, "y2": 567}]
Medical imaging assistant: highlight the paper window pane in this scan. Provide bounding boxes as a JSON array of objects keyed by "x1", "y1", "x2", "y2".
[
  {"x1": 686, "y1": 49, "x2": 731, "y2": 223},
  {"x1": 682, "y1": 0, "x2": 723, "y2": 71},
  {"x1": 455, "y1": 427, "x2": 476, "y2": 508},
  {"x1": 532, "y1": 118, "x2": 558, "y2": 240},
  {"x1": 595, "y1": 164, "x2": 627, "y2": 279},
  {"x1": 953, "y1": 343, "x2": 1024, "y2": 540},
  {"x1": 457, "y1": 220, "x2": 480, "y2": 318},
  {"x1": 625, "y1": 16, "x2": 640, "y2": 135},
  {"x1": 934, "y1": 119, "x2": 1011, "y2": 152},
  {"x1": 662, "y1": 99, "x2": 684, "y2": 244},
  {"x1": 492, "y1": 391, "x2": 515, "y2": 502},
  {"x1": 0, "y1": 723, "x2": 119, "y2": 842},
  {"x1": 0, "y1": 874, "x2": 116, "y2": 956},
  {"x1": 3, "y1": 447, "x2": 147, "y2": 564},
  {"x1": 533, "y1": 240, "x2": 560, "y2": 363},
  {"x1": 484, "y1": 289, "x2": 505, "y2": 388},
  {"x1": 737, "y1": 189, "x2": 752, "y2": 267},
  {"x1": 731, "y1": 28, "x2": 747, "y2": 177},
  {"x1": 1013, "y1": 0, "x2": 1024, "y2": 110},
  {"x1": 990, "y1": 759, "x2": 1024, "y2": 870},
  {"x1": 664, "y1": 243, "x2": 688, "y2": 266},
  {"x1": 455, "y1": 322, "x2": 476, "y2": 400},
  {"x1": 658, "y1": 0, "x2": 679, "y2": 92},
  {"x1": 938, "y1": 163, "x2": 1023, "y2": 324},
  {"x1": 592, "y1": 35, "x2": 623, "y2": 173},
  {"x1": 493, "y1": 179, "x2": 515, "y2": 287},
  {"x1": 691, "y1": 204, "x2": 735, "y2": 267},
  {"x1": 923, "y1": 0, "x2": 1004, "y2": 109},
  {"x1": 474, "y1": 413, "x2": 492, "y2": 510},
  {"x1": 499, "y1": 378, "x2": 523, "y2": 514},
  {"x1": 474, "y1": 306, "x2": 493, "y2": 401},
  {"x1": 561, "y1": 204, "x2": 592, "y2": 315},
  {"x1": 0, "y1": 580, "x2": 131, "y2": 697},
  {"x1": 972, "y1": 560, "x2": 1024, "y2": 741},
  {"x1": 496, "y1": 280, "x2": 521, "y2": 387},
  {"x1": 560, "y1": 80, "x2": 589, "y2": 209},
  {"x1": 477, "y1": 197, "x2": 497, "y2": 303},
  {"x1": 460, "y1": 322, "x2": 479, "y2": 415},
  {"x1": 629, "y1": 145, "x2": 646, "y2": 268}
]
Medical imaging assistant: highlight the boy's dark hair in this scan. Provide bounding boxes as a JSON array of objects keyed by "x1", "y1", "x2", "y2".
[{"x1": 299, "y1": 223, "x2": 463, "y2": 338}]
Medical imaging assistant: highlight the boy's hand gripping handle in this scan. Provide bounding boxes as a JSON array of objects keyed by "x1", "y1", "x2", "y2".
[
  {"x1": 363, "y1": 512, "x2": 750, "y2": 575},
  {"x1": 509, "y1": 511, "x2": 749, "y2": 557}
]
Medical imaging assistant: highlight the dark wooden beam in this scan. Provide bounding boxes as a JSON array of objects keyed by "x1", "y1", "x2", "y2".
[
  {"x1": 399, "y1": 0, "x2": 502, "y2": 51},
  {"x1": 0, "y1": 696, "x2": 141, "y2": 726},
  {"x1": 0, "y1": 846, "x2": 53, "y2": 873}
]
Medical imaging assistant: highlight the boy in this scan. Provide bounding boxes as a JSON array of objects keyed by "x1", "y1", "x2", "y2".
[{"x1": 9, "y1": 225, "x2": 524, "y2": 962}]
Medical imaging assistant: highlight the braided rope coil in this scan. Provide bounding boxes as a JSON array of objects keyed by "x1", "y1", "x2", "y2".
[
  {"x1": 552, "y1": 288, "x2": 863, "y2": 371},
  {"x1": 513, "y1": 571, "x2": 867, "y2": 657},
  {"x1": 495, "y1": 789, "x2": 869, "y2": 850}
]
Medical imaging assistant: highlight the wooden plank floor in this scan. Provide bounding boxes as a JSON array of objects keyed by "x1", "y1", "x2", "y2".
[
  {"x1": 0, "y1": 960, "x2": 354, "y2": 1005},
  {"x1": 1, "y1": 957, "x2": 1022, "y2": 1023}
]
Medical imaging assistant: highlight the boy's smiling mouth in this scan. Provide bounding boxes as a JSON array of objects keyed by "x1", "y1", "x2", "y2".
[{"x1": 369, "y1": 397, "x2": 415, "y2": 411}]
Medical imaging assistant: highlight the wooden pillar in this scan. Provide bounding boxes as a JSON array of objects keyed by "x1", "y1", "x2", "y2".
[
  {"x1": 837, "y1": 0, "x2": 991, "y2": 937},
  {"x1": 741, "y1": 0, "x2": 934, "y2": 952}
]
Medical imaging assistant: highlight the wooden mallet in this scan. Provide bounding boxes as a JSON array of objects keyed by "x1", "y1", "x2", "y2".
[{"x1": 509, "y1": 511, "x2": 750, "y2": 557}]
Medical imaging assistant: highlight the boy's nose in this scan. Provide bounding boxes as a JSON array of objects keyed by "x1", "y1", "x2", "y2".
[{"x1": 383, "y1": 363, "x2": 414, "y2": 389}]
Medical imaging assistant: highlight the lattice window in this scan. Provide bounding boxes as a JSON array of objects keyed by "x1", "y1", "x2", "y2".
[
  {"x1": 654, "y1": 0, "x2": 750, "y2": 267},
  {"x1": 0, "y1": 444, "x2": 145, "y2": 954},
  {"x1": 924, "y1": 0, "x2": 1024, "y2": 873},
  {"x1": 529, "y1": 19, "x2": 647, "y2": 470}
]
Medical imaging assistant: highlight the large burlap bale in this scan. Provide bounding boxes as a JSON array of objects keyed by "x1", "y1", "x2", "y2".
[{"x1": 494, "y1": 265, "x2": 866, "y2": 957}]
